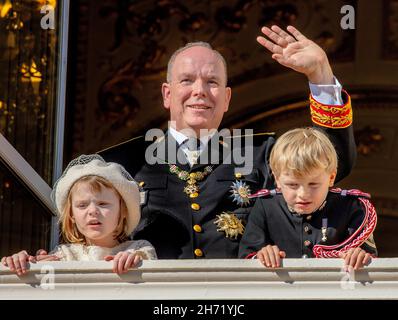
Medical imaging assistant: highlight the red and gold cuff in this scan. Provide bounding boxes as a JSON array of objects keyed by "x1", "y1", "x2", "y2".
[{"x1": 309, "y1": 90, "x2": 352, "y2": 128}]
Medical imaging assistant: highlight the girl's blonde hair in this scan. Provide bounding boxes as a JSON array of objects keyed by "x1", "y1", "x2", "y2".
[
  {"x1": 60, "y1": 175, "x2": 129, "y2": 244},
  {"x1": 270, "y1": 127, "x2": 338, "y2": 178}
]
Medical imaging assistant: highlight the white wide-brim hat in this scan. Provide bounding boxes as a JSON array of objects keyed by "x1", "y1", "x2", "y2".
[{"x1": 51, "y1": 154, "x2": 140, "y2": 235}]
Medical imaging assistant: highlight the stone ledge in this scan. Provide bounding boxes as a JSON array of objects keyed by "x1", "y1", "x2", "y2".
[{"x1": 1, "y1": 258, "x2": 398, "y2": 299}]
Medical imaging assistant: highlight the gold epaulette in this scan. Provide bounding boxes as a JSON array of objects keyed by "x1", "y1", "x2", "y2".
[{"x1": 309, "y1": 90, "x2": 353, "y2": 128}]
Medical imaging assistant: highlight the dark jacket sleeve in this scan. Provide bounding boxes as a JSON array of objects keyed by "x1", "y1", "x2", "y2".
[
  {"x1": 320, "y1": 125, "x2": 357, "y2": 183},
  {"x1": 238, "y1": 199, "x2": 272, "y2": 258}
]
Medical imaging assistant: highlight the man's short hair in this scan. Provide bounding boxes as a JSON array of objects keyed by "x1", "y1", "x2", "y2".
[
  {"x1": 166, "y1": 41, "x2": 228, "y2": 85},
  {"x1": 270, "y1": 127, "x2": 338, "y2": 178}
]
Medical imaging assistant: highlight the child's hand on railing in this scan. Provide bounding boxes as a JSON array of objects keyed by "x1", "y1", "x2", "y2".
[
  {"x1": 104, "y1": 251, "x2": 142, "y2": 274},
  {"x1": 339, "y1": 247, "x2": 372, "y2": 271},
  {"x1": 1, "y1": 250, "x2": 35, "y2": 275},
  {"x1": 257, "y1": 245, "x2": 286, "y2": 268}
]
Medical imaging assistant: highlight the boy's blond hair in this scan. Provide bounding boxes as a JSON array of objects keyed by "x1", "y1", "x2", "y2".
[
  {"x1": 270, "y1": 127, "x2": 338, "y2": 178},
  {"x1": 60, "y1": 175, "x2": 129, "y2": 244}
]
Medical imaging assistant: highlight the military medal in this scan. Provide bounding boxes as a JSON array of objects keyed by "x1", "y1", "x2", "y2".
[
  {"x1": 184, "y1": 184, "x2": 199, "y2": 195},
  {"x1": 321, "y1": 218, "x2": 328, "y2": 242},
  {"x1": 214, "y1": 212, "x2": 245, "y2": 240},
  {"x1": 169, "y1": 165, "x2": 213, "y2": 197},
  {"x1": 230, "y1": 180, "x2": 251, "y2": 207}
]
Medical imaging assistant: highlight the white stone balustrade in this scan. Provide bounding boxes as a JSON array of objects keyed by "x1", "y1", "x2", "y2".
[{"x1": 1, "y1": 258, "x2": 398, "y2": 300}]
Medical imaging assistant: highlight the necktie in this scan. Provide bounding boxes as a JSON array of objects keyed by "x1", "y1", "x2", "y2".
[
  {"x1": 184, "y1": 137, "x2": 201, "y2": 165},
  {"x1": 186, "y1": 137, "x2": 201, "y2": 151}
]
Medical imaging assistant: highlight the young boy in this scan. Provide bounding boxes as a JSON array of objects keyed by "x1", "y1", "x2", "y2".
[{"x1": 238, "y1": 128, "x2": 377, "y2": 270}]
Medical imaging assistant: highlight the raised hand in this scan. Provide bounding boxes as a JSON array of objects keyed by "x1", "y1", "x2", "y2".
[{"x1": 257, "y1": 25, "x2": 334, "y2": 85}]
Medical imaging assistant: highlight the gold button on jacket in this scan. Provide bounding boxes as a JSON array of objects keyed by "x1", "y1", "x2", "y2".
[
  {"x1": 235, "y1": 172, "x2": 242, "y2": 179},
  {"x1": 194, "y1": 249, "x2": 203, "y2": 257},
  {"x1": 191, "y1": 203, "x2": 200, "y2": 210}
]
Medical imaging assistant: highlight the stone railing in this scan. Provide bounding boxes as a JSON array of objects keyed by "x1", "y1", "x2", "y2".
[{"x1": 1, "y1": 258, "x2": 398, "y2": 300}]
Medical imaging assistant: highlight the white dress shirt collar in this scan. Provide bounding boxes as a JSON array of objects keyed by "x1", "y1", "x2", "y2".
[{"x1": 169, "y1": 126, "x2": 216, "y2": 149}]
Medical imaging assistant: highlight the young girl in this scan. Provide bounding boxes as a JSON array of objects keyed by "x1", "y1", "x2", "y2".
[
  {"x1": 1, "y1": 154, "x2": 156, "y2": 275},
  {"x1": 239, "y1": 128, "x2": 377, "y2": 270}
]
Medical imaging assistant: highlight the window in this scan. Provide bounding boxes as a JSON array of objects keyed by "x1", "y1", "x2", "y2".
[{"x1": 0, "y1": 0, "x2": 66, "y2": 256}]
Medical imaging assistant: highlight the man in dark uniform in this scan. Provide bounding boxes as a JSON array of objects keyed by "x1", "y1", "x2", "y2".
[{"x1": 99, "y1": 25, "x2": 357, "y2": 259}]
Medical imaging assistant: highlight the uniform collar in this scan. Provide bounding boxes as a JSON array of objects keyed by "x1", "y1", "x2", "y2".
[{"x1": 286, "y1": 197, "x2": 328, "y2": 216}]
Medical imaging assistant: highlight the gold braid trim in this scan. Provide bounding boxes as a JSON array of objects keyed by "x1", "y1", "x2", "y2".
[{"x1": 309, "y1": 90, "x2": 353, "y2": 128}]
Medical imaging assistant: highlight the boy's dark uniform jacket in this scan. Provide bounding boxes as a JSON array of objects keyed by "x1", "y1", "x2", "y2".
[
  {"x1": 99, "y1": 92, "x2": 356, "y2": 259},
  {"x1": 238, "y1": 189, "x2": 378, "y2": 259}
]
